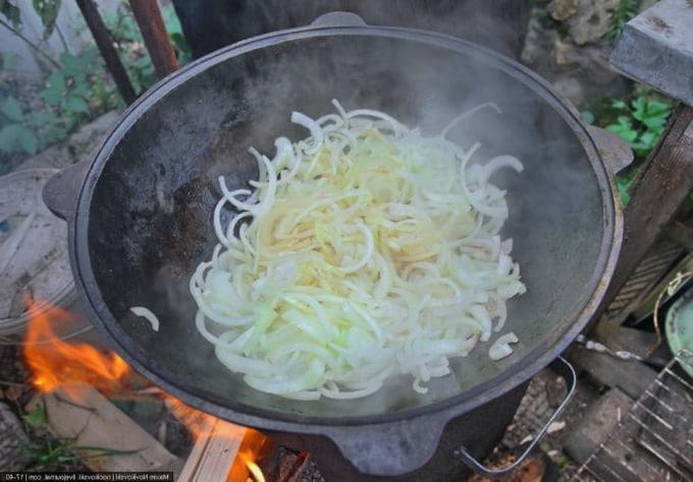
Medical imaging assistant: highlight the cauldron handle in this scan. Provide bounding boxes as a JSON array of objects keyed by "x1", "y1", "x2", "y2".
[
  {"x1": 588, "y1": 126, "x2": 634, "y2": 176},
  {"x1": 455, "y1": 356, "x2": 576, "y2": 478},
  {"x1": 42, "y1": 160, "x2": 90, "y2": 221},
  {"x1": 310, "y1": 11, "x2": 367, "y2": 28}
]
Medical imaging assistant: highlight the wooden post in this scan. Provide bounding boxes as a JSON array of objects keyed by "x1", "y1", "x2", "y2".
[
  {"x1": 603, "y1": 106, "x2": 693, "y2": 308},
  {"x1": 75, "y1": 0, "x2": 137, "y2": 104},
  {"x1": 129, "y1": 0, "x2": 179, "y2": 78}
]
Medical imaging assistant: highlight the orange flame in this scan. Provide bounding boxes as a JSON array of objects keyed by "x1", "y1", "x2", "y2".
[
  {"x1": 23, "y1": 299, "x2": 130, "y2": 398},
  {"x1": 22, "y1": 300, "x2": 268, "y2": 481}
]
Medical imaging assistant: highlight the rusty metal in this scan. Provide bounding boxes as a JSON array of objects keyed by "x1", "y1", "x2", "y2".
[
  {"x1": 128, "y1": 0, "x2": 179, "y2": 78},
  {"x1": 75, "y1": 0, "x2": 137, "y2": 104},
  {"x1": 573, "y1": 351, "x2": 693, "y2": 482}
]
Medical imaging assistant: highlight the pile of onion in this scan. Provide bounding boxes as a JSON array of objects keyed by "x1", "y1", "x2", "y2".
[{"x1": 189, "y1": 101, "x2": 526, "y2": 400}]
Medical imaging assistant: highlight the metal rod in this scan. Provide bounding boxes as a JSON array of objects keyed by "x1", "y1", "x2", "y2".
[
  {"x1": 636, "y1": 439, "x2": 688, "y2": 480},
  {"x1": 614, "y1": 438, "x2": 663, "y2": 476},
  {"x1": 664, "y1": 367, "x2": 693, "y2": 391},
  {"x1": 587, "y1": 455, "x2": 628, "y2": 482},
  {"x1": 75, "y1": 0, "x2": 137, "y2": 104},
  {"x1": 628, "y1": 414, "x2": 693, "y2": 467},
  {"x1": 128, "y1": 0, "x2": 178, "y2": 78}
]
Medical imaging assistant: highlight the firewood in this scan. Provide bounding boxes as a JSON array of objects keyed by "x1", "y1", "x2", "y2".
[{"x1": 26, "y1": 386, "x2": 181, "y2": 473}]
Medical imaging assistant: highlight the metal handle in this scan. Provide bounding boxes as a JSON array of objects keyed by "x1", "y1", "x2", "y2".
[
  {"x1": 310, "y1": 11, "x2": 367, "y2": 28},
  {"x1": 455, "y1": 356, "x2": 576, "y2": 478},
  {"x1": 324, "y1": 416, "x2": 447, "y2": 476},
  {"x1": 42, "y1": 160, "x2": 90, "y2": 220},
  {"x1": 588, "y1": 126, "x2": 634, "y2": 175}
]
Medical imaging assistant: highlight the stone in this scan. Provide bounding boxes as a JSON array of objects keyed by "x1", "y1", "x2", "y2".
[
  {"x1": 553, "y1": 40, "x2": 620, "y2": 85},
  {"x1": 67, "y1": 110, "x2": 119, "y2": 162},
  {"x1": 610, "y1": 0, "x2": 693, "y2": 105},
  {"x1": 553, "y1": 76, "x2": 585, "y2": 106},
  {"x1": 15, "y1": 143, "x2": 75, "y2": 171},
  {"x1": 568, "y1": 0, "x2": 620, "y2": 45},
  {"x1": 564, "y1": 388, "x2": 633, "y2": 463},
  {"x1": 521, "y1": 7, "x2": 560, "y2": 68},
  {"x1": 0, "y1": 401, "x2": 27, "y2": 471},
  {"x1": 551, "y1": 0, "x2": 578, "y2": 20}
]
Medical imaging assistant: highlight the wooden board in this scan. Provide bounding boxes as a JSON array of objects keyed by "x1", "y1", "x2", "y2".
[
  {"x1": 566, "y1": 346, "x2": 658, "y2": 399},
  {"x1": 602, "y1": 106, "x2": 693, "y2": 315},
  {"x1": 26, "y1": 386, "x2": 181, "y2": 473},
  {"x1": 178, "y1": 419, "x2": 246, "y2": 482}
]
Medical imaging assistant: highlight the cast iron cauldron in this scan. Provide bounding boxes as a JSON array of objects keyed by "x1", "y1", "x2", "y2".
[{"x1": 44, "y1": 12, "x2": 629, "y2": 478}]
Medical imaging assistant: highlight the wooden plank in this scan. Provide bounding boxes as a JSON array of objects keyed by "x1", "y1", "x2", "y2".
[
  {"x1": 602, "y1": 106, "x2": 693, "y2": 314},
  {"x1": 666, "y1": 220, "x2": 693, "y2": 252},
  {"x1": 26, "y1": 386, "x2": 181, "y2": 472},
  {"x1": 566, "y1": 346, "x2": 658, "y2": 400},
  {"x1": 594, "y1": 324, "x2": 657, "y2": 360},
  {"x1": 178, "y1": 418, "x2": 246, "y2": 482},
  {"x1": 129, "y1": 0, "x2": 179, "y2": 78}
]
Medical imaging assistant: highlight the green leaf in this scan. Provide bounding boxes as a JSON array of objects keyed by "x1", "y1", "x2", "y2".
[
  {"x1": 645, "y1": 100, "x2": 670, "y2": 117},
  {"x1": 70, "y1": 81, "x2": 89, "y2": 97},
  {"x1": 17, "y1": 127, "x2": 39, "y2": 154},
  {"x1": 32, "y1": 0, "x2": 61, "y2": 39},
  {"x1": 0, "y1": 124, "x2": 23, "y2": 153},
  {"x1": 59, "y1": 52, "x2": 79, "y2": 76},
  {"x1": 65, "y1": 95, "x2": 88, "y2": 113},
  {"x1": 42, "y1": 72, "x2": 65, "y2": 104},
  {"x1": 27, "y1": 109, "x2": 57, "y2": 125},
  {"x1": 23, "y1": 405, "x2": 47, "y2": 428},
  {"x1": 606, "y1": 116, "x2": 638, "y2": 143},
  {"x1": 631, "y1": 96, "x2": 647, "y2": 116},
  {"x1": 639, "y1": 131, "x2": 657, "y2": 147},
  {"x1": 642, "y1": 116, "x2": 666, "y2": 131},
  {"x1": 1, "y1": 0, "x2": 21, "y2": 28},
  {"x1": 0, "y1": 95, "x2": 24, "y2": 122},
  {"x1": 611, "y1": 100, "x2": 627, "y2": 110},
  {"x1": 162, "y1": 3, "x2": 183, "y2": 35}
]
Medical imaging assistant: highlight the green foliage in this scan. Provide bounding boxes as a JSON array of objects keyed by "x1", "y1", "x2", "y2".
[
  {"x1": 582, "y1": 87, "x2": 673, "y2": 205},
  {"x1": 0, "y1": 47, "x2": 120, "y2": 155},
  {"x1": 0, "y1": 0, "x2": 190, "y2": 158},
  {"x1": 0, "y1": 0, "x2": 21, "y2": 28},
  {"x1": 605, "y1": 95, "x2": 672, "y2": 204},
  {"x1": 0, "y1": 96, "x2": 39, "y2": 155},
  {"x1": 608, "y1": 0, "x2": 640, "y2": 41},
  {"x1": 105, "y1": 3, "x2": 191, "y2": 93},
  {"x1": 23, "y1": 405, "x2": 48, "y2": 428},
  {"x1": 21, "y1": 435, "x2": 139, "y2": 471},
  {"x1": 33, "y1": 0, "x2": 61, "y2": 39},
  {"x1": 1, "y1": 0, "x2": 62, "y2": 39},
  {"x1": 21, "y1": 438, "x2": 81, "y2": 471},
  {"x1": 606, "y1": 96, "x2": 671, "y2": 158}
]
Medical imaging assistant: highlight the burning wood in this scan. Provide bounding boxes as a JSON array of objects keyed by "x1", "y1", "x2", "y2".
[{"x1": 21, "y1": 298, "x2": 269, "y2": 481}]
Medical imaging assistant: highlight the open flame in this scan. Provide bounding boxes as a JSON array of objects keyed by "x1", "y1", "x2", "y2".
[
  {"x1": 23, "y1": 299, "x2": 131, "y2": 398},
  {"x1": 22, "y1": 299, "x2": 267, "y2": 481}
]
